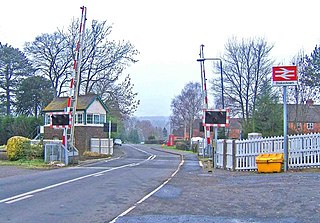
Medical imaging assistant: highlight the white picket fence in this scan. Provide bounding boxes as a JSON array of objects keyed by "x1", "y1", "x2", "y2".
[{"x1": 216, "y1": 133, "x2": 320, "y2": 171}]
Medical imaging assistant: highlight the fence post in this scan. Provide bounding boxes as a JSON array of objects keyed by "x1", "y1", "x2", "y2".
[
  {"x1": 232, "y1": 140, "x2": 236, "y2": 171},
  {"x1": 223, "y1": 140, "x2": 227, "y2": 169}
]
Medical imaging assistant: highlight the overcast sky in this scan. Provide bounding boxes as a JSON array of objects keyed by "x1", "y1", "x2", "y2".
[{"x1": 1, "y1": 0, "x2": 320, "y2": 117}]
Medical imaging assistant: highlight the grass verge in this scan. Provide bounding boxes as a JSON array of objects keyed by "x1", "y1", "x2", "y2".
[
  {"x1": 0, "y1": 159, "x2": 56, "y2": 169},
  {"x1": 161, "y1": 145, "x2": 196, "y2": 154}
]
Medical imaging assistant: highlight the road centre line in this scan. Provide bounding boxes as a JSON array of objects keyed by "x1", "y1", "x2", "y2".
[
  {"x1": 71, "y1": 166, "x2": 112, "y2": 170},
  {"x1": 127, "y1": 144, "x2": 154, "y2": 156},
  {"x1": 110, "y1": 153, "x2": 185, "y2": 223},
  {"x1": 0, "y1": 153, "x2": 155, "y2": 204}
]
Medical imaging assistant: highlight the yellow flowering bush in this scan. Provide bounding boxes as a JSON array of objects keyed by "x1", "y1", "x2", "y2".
[{"x1": 6, "y1": 136, "x2": 30, "y2": 161}]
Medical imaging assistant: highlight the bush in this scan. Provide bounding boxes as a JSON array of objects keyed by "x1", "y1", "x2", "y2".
[
  {"x1": 0, "y1": 116, "x2": 43, "y2": 145},
  {"x1": 148, "y1": 135, "x2": 156, "y2": 140},
  {"x1": 175, "y1": 141, "x2": 188, "y2": 150},
  {"x1": 83, "y1": 151, "x2": 109, "y2": 159},
  {"x1": 22, "y1": 143, "x2": 44, "y2": 160},
  {"x1": 6, "y1": 136, "x2": 30, "y2": 160},
  {"x1": 144, "y1": 139, "x2": 165, "y2": 144},
  {"x1": 6, "y1": 136, "x2": 43, "y2": 161}
]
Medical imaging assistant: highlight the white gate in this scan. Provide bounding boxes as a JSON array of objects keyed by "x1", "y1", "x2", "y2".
[{"x1": 90, "y1": 138, "x2": 113, "y2": 155}]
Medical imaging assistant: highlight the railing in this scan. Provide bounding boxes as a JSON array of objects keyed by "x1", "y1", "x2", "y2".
[
  {"x1": 90, "y1": 138, "x2": 113, "y2": 155},
  {"x1": 216, "y1": 133, "x2": 320, "y2": 171},
  {"x1": 29, "y1": 126, "x2": 40, "y2": 139},
  {"x1": 31, "y1": 139, "x2": 79, "y2": 165},
  {"x1": 44, "y1": 142, "x2": 66, "y2": 164}
]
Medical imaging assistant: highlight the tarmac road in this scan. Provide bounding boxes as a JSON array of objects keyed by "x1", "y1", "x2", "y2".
[
  {"x1": 0, "y1": 144, "x2": 181, "y2": 223},
  {"x1": 1, "y1": 145, "x2": 319, "y2": 223}
]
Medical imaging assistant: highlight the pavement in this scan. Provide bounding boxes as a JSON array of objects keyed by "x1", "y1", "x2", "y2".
[
  {"x1": 1, "y1": 146, "x2": 320, "y2": 223},
  {"x1": 117, "y1": 146, "x2": 320, "y2": 223}
]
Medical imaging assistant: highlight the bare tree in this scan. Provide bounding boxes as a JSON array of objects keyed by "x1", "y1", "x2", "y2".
[
  {"x1": 212, "y1": 37, "x2": 274, "y2": 128},
  {"x1": 24, "y1": 19, "x2": 139, "y2": 117},
  {"x1": 80, "y1": 21, "x2": 139, "y2": 92},
  {"x1": 24, "y1": 31, "x2": 72, "y2": 97},
  {"x1": 136, "y1": 120, "x2": 156, "y2": 140},
  {"x1": 288, "y1": 47, "x2": 320, "y2": 105},
  {"x1": 95, "y1": 74, "x2": 140, "y2": 117},
  {"x1": 170, "y1": 82, "x2": 202, "y2": 140}
]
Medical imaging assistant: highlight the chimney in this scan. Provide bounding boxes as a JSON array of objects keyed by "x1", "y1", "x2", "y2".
[{"x1": 306, "y1": 99, "x2": 314, "y2": 106}]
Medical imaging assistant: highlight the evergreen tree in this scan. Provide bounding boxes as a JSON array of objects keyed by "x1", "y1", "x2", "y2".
[
  {"x1": 251, "y1": 80, "x2": 283, "y2": 137},
  {"x1": 16, "y1": 76, "x2": 54, "y2": 117},
  {"x1": 0, "y1": 43, "x2": 33, "y2": 115}
]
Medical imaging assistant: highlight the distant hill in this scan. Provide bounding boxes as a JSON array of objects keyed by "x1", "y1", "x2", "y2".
[{"x1": 137, "y1": 116, "x2": 170, "y2": 129}]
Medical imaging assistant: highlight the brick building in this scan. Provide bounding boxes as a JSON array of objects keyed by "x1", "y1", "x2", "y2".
[
  {"x1": 42, "y1": 94, "x2": 109, "y2": 156},
  {"x1": 288, "y1": 100, "x2": 320, "y2": 134}
]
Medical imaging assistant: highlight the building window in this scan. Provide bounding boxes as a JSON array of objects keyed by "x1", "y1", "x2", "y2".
[
  {"x1": 87, "y1": 114, "x2": 93, "y2": 124},
  {"x1": 296, "y1": 123, "x2": 301, "y2": 129},
  {"x1": 100, "y1": 114, "x2": 106, "y2": 124},
  {"x1": 45, "y1": 114, "x2": 51, "y2": 125},
  {"x1": 76, "y1": 114, "x2": 83, "y2": 124},
  {"x1": 307, "y1": 123, "x2": 314, "y2": 130},
  {"x1": 93, "y1": 114, "x2": 100, "y2": 124},
  {"x1": 86, "y1": 113, "x2": 105, "y2": 125}
]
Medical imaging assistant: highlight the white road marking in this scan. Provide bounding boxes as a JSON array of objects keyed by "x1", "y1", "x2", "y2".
[
  {"x1": 127, "y1": 144, "x2": 154, "y2": 156},
  {"x1": 93, "y1": 173, "x2": 104, "y2": 177},
  {"x1": 71, "y1": 166, "x2": 112, "y2": 170},
  {"x1": 0, "y1": 146, "x2": 157, "y2": 205},
  {"x1": 109, "y1": 154, "x2": 184, "y2": 223},
  {"x1": 5, "y1": 195, "x2": 33, "y2": 204},
  {"x1": 0, "y1": 164, "x2": 131, "y2": 204}
]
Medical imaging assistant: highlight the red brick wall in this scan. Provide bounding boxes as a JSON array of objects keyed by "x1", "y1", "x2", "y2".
[
  {"x1": 44, "y1": 126, "x2": 107, "y2": 156},
  {"x1": 289, "y1": 122, "x2": 320, "y2": 134}
]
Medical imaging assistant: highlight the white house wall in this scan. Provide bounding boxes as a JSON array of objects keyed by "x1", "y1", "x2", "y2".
[{"x1": 86, "y1": 99, "x2": 107, "y2": 115}]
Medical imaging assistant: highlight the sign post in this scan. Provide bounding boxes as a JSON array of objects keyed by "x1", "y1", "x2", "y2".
[{"x1": 272, "y1": 66, "x2": 298, "y2": 172}]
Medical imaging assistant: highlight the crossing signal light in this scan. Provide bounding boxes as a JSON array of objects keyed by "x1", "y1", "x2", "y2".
[
  {"x1": 51, "y1": 114, "x2": 70, "y2": 126},
  {"x1": 205, "y1": 110, "x2": 227, "y2": 125}
]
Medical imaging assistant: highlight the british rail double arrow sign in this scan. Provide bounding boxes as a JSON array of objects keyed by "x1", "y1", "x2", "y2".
[{"x1": 272, "y1": 66, "x2": 298, "y2": 86}]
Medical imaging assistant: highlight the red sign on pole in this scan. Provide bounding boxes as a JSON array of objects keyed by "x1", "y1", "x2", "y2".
[{"x1": 272, "y1": 66, "x2": 298, "y2": 86}]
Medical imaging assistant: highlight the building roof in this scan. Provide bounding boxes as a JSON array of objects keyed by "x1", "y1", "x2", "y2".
[
  {"x1": 43, "y1": 94, "x2": 109, "y2": 113},
  {"x1": 287, "y1": 104, "x2": 320, "y2": 123}
]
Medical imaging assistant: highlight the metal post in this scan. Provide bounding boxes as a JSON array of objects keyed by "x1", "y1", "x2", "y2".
[
  {"x1": 219, "y1": 60, "x2": 226, "y2": 139},
  {"x1": 283, "y1": 86, "x2": 288, "y2": 172},
  {"x1": 189, "y1": 121, "x2": 192, "y2": 151},
  {"x1": 220, "y1": 60, "x2": 224, "y2": 109},
  {"x1": 214, "y1": 128, "x2": 218, "y2": 168},
  {"x1": 64, "y1": 128, "x2": 68, "y2": 165},
  {"x1": 108, "y1": 120, "x2": 111, "y2": 154}
]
